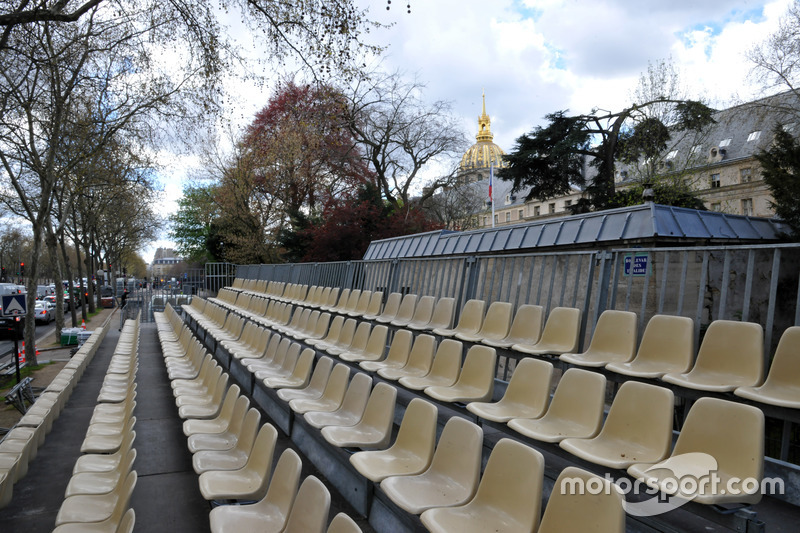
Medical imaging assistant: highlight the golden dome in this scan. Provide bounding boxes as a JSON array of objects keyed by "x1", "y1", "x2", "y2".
[{"x1": 459, "y1": 92, "x2": 507, "y2": 172}]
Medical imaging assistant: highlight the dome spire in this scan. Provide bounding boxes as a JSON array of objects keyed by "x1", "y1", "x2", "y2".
[{"x1": 476, "y1": 90, "x2": 493, "y2": 142}]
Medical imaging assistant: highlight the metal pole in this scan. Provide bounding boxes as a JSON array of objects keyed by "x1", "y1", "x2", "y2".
[{"x1": 14, "y1": 317, "x2": 21, "y2": 384}]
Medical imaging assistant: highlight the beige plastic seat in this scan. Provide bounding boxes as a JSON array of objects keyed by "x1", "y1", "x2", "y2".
[
  {"x1": 172, "y1": 361, "x2": 222, "y2": 398},
  {"x1": 661, "y1": 319, "x2": 764, "y2": 392},
  {"x1": 182, "y1": 385, "x2": 245, "y2": 437},
  {"x1": 193, "y1": 407, "x2": 261, "y2": 474},
  {"x1": 281, "y1": 476, "x2": 331, "y2": 533},
  {"x1": 208, "y1": 449, "x2": 302, "y2": 533},
  {"x1": 327, "y1": 513, "x2": 362, "y2": 533},
  {"x1": 254, "y1": 342, "x2": 302, "y2": 381},
  {"x1": 289, "y1": 363, "x2": 351, "y2": 415},
  {"x1": 306, "y1": 315, "x2": 344, "y2": 348},
  {"x1": 73, "y1": 431, "x2": 136, "y2": 475},
  {"x1": 537, "y1": 466, "x2": 625, "y2": 533},
  {"x1": 0, "y1": 467, "x2": 14, "y2": 509},
  {"x1": 433, "y1": 299, "x2": 486, "y2": 338},
  {"x1": 392, "y1": 295, "x2": 435, "y2": 328},
  {"x1": 424, "y1": 345, "x2": 497, "y2": 403},
  {"x1": 277, "y1": 356, "x2": 335, "y2": 402},
  {"x1": 560, "y1": 310, "x2": 637, "y2": 367},
  {"x1": 303, "y1": 372, "x2": 373, "y2": 429},
  {"x1": 324, "y1": 288, "x2": 350, "y2": 312},
  {"x1": 175, "y1": 372, "x2": 229, "y2": 411},
  {"x1": 81, "y1": 416, "x2": 137, "y2": 454},
  {"x1": 379, "y1": 334, "x2": 437, "y2": 381},
  {"x1": 398, "y1": 338, "x2": 462, "y2": 391},
  {"x1": 362, "y1": 291, "x2": 383, "y2": 320},
  {"x1": 606, "y1": 314, "x2": 694, "y2": 378},
  {"x1": 360, "y1": 329, "x2": 413, "y2": 372},
  {"x1": 559, "y1": 381, "x2": 674, "y2": 469},
  {"x1": 511, "y1": 306, "x2": 582, "y2": 356},
  {"x1": 247, "y1": 337, "x2": 293, "y2": 375},
  {"x1": 199, "y1": 423, "x2": 279, "y2": 501},
  {"x1": 241, "y1": 334, "x2": 283, "y2": 371},
  {"x1": 320, "y1": 287, "x2": 341, "y2": 311},
  {"x1": 420, "y1": 438, "x2": 545, "y2": 533},
  {"x1": 64, "y1": 449, "x2": 137, "y2": 498},
  {"x1": 379, "y1": 417, "x2": 483, "y2": 514},
  {"x1": 507, "y1": 368, "x2": 606, "y2": 443},
  {"x1": 347, "y1": 290, "x2": 372, "y2": 317},
  {"x1": 188, "y1": 394, "x2": 251, "y2": 452},
  {"x1": 321, "y1": 382, "x2": 397, "y2": 449},
  {"x1": 321, "y1": 318, "x2": 358, "y2": 355},
  {"x1": 735, "y1": 326, "x2": 800, "y2": 407},
  {"x1": 54, "y1": 470, "x2": 137, "y2": 527},
  {"x1": 341, "y1": 289, "x2": 362, "y2": 314},
  {"x1": 455, "y1": 301, "x2": 513, "y2": 344},
  {"x1": 466, "y1": 358, "x2": 553, "y2": 422},
  {"x1": 410, "y1": 297, "x2": 455, "y2": 331},
  {"x1": 627, "y1": 397, "x2": 765, "y2": 505},
  {"x1": 300, "y1": 312, "x2": 331, "y2": 342},
  {"x1": 369, "y1": 292, "x2": 402, "y2": 322},
  {"x1": 262, "y1": 348, "x2": 315, "y2": 390},
  {"x1": 483, "y1": 304, "x2": 544, "y2": 349},
  {"x1": 379, "y1": 293, "x2": 416, "y2": 324},
  {"x1": 349, "y1": 398, "x2": 437, "y2": 482},
  {"x1": 340, "y1": 324, "x2": 388, "y2": 363}
]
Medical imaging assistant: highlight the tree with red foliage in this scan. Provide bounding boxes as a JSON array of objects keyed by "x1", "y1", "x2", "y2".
[{"x1": 300, "y1": 183, "x2": 441, "y2": 262}]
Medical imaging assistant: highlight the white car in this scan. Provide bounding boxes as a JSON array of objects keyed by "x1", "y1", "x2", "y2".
[{"x1": 34, "y1": 301, "x2": 53, "y2": 324}]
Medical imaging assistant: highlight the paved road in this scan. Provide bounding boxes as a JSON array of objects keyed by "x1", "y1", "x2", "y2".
[{"x1": 0, "y1": 319, "x2": 59, "y2": 361}]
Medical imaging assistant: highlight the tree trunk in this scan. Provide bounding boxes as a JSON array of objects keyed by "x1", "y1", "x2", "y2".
[
  {"x1": 58, "y1": 233, "x2": 77, "y2": 327},
  {"x1": 46, "y1": 226, "x2": 65, "y2": 342},
  {"x1": 84, "y1": 240, "x2": 96, "y2": 313},
  {"x1": 74, "y1": 242, "x2": 87, "y2": 322}
]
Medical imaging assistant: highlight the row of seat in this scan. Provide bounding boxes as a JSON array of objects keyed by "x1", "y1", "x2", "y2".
[
  {"x1": 0, "y1": 319, "x2": 111, "y2": 510},
  {"x1": 155, "y1": 305, "x2": 364, "y2": 533},
  {"x1": 186, "y1": 299, "x2": 631, "y2": 532},
  {"x1": 209, "y1": 284, "x2": 775, "y2": 510},
  {"x1": 53, "y1": 316, "x2": 141, "y2": 532}
]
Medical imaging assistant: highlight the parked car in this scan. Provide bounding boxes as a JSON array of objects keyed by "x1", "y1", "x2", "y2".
[{"x1": 34, "y1": 301, "x2": 53, "y2": 324}]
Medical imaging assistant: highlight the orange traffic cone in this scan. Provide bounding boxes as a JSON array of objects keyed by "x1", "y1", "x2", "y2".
[
  {"x1": 81, "y1": 319, "x2": 86, "y2": 330},
  {"x1": 18, "y1": 341, "x2": 26, "y2": 363}
]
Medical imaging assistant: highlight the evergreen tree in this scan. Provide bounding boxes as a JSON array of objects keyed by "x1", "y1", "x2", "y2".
[{"x1": 756, "y1": 127, "x2": 800, "y2": 236}]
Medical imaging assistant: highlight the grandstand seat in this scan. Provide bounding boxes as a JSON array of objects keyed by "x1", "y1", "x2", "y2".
[
  {"x1": 54, "y1": 470, "x2": 137, "y2": 528},
  {"x1": 327, "y1": 513, "x2": 362, "y2": 533},
  {"x1": 398, "y1": 339, "x2": 462, "y2": 391},
  {"x1": 392, "y1": 295, "x2": 434, "y2": 329},
  {"x1": 661, "y1": 319, "x2": 764, "y2": 392},
  {"x1": 192, "y1": 408, "x2": 261, "y2": 475},
  {"x1": 280, "y1": 476, "x2": 331, "y2": 533},
  {"x1": 300, "y1": 312, "x2": 332, "y2": 343},
  {"x1": 433, "y1": 299, "x2": 486, "y2": 338},
  {"x1": 254, "y1": 342, "x2": 302, "y2": 381},
  {"x1": 340, "y1": 325, "x2": 388, "y2": 363},
  {"x1": 605, "y1": 314, "x2": 694, "y2": 378},
  {"x1": 466, "y1": 358, "x2": 553, "y2": 422},
  {"x1": 511, "y1": 306, "x2": 582, "y2": 357},
  {"x1": 347, "y1": 290, "x2": 373, "y2": 317},
  {"x1": 560, "y1": 310, "x2": 637, "y2": 367},
  {"x1": 365, "y1": 291, "x2": 386, "y2": 319},
  {"x1": 507, "y1": 368, "x2": 606, "y2": 443},
  {"x1": 409, "y1": 297, "x2": 455, "y2": 331},
  {"x1": 735, "y1": 326, "x2": 800, "y2": 408},
  {"x1": 321, "y1": 383, "x2": 398, "y2": 449},
  {"x1": 307, "y1": 315, "x2": 345, "y2": 348},
  {"x1": 455, "y1": 301, "x2": 513, "y2": 344},
  {"x1": 182, "y1": 386, "x2": 244, "y2": 437},
  {"x1": 379, "y1": 417, "x2": 483, "y2": 514},
  {"x1": 420, "y1": 438, "x2": 544, "y2": 533},
  {"x1": 72, "y1": 431, "x2": 137, "y2": 475},
  {"x1": 277, "y1": 356, "x2": 335, "y2": 403},
  {"x1": 360, "y1": 329, "x2": 413, "y2": 372},
  {"x1": 262, "y1": 348, "x2": 315, "y2": 390},
  {"x1": 80, "y1": 416, "x2": 137, "y2": 455},
  {"x1": 64, "y1": 448, "x2": 137, "y2": 498},
  {"x1": 424, "y1": 345, "x2": 497, "y2": 404},
  {"x1": 247, "y1": 337, "x2": 292, "y2": 375},
  {"x1": 322, "y1": 288, "x2": 350, "y2": 313},
  {"x1": 199, "y1": 423, "x2": 279, "y2": 501},
  {"x1": 559, "y1": 381, "x2": 674, "y2": 469},
  {"x1": 187, "y1": 395, "x2": 251, "y2": 452},
  {"x1": 482, "y1": 304, "x2": 544, "y2": 349},
  {"x1": 349, "y1": 398, "x2": 437, "y2": 482},
  {"x1": 177, "y1": 375, "x2": 230, "y2": 420},
  {"x1": 289, "y1": 364, "x2": 352, "y2": 415},
  {"x1": 537, "y1": 466, "x2": 625, "y2": 533},
  {"x1": 377, "y1": 334, "x2": 437, "y2": 381},
  {"x1": 208, "y1": 449, "x2": 302, "y2": 533},
  {"x1": 303, "y1": 372, "x2": 373, "y2": 429},
  {"x1": 627, "y1": 397, "x2": 765, "y2": 505},
  {"x1": 370, "y1": 292, "x2": 402, "y2": 322},
  {"x1": 318, "y1": 319, "x2": 358, "y2": 355},
  {"x1": 381, "y1": 293, "x2": 417, "y2": 325}
]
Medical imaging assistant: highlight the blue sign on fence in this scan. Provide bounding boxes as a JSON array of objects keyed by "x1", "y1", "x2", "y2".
[
  {"x1": 2, "y1": 294, "x2": 27, "y2": 316},
  {"x1": 623, "y1": 253, "x2": 649, "y2": 276}
]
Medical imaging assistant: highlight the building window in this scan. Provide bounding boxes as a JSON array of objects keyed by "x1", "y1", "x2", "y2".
[
  {"x1": 518, "y1": 209, "x2": 524, "y2": 220},
  {"x1": 740, "y1": 167, "x2": 752, "y2": 183},
  {"x1": 534, "y1": 206, "x2": 540, "y2": 216},
  {"x1": 666, "y1": 150, "x2": 678, "y2": 159},
  {"x1": 564, "y1": 200, "x2": 572, "y2": 207},
  {"x1": 505, "y1": 194, "x2": 511, "y2": 204},
  {"x1": 505, "y1": 212, "x2": 511, "y2": 222},
  {"x1": 549, "y1": 203, "x2": 556, "y2": 214},
  {"x1": 711, "y1": 202, "x2": 721, "y2": 212},
  {"x1": 741, "y1": 198, "x2": 753, "y2": 216},
  {"x1": 719, "y1": 138, "x2": 732, "y2": 147},
  {"x1": 483, "y1": 216, "x2": 488, "y2": 226},
  {"x1": 494, "y1": 214, "x2": 498, "y2": 224},
  {"x1": 747, "y1": 131, "x2": 761, "y2": 142},
  {"x1": 710, "y1": 173, "x2": 720, "y2": 188}
]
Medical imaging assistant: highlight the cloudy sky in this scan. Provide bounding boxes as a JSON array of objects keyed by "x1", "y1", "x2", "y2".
[{"x1": 150, "y1": 0, "x2": 793, "y2": 259}]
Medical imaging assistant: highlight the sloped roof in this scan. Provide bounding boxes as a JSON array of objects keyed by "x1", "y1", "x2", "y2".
[{"x1": 362, "y1": 203, "x2": 789, "y2": 260}]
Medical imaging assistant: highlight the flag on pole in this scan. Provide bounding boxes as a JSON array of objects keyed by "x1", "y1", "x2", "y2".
[{"x1": 488, "y1": 162, "x2": 493, "y2": 202}]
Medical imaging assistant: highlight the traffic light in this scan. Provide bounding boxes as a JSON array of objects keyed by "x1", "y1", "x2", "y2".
[
  {"x1": 1, "y1": 266, "x2": 5, "y2": 280},
  {"x1": 19, "y1": 262, "x2": 24, "y2": 276}
]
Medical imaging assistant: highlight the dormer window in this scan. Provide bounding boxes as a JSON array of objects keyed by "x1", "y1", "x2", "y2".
[
  {"x1": 747, "y1": 131, "x2": 761, "y2": 142},
  {"x1": 691, "y1": 144, "x2": 702, "y2": 154},
  {"x1": 719, "y1": 138, "x2": 732, "y2": 147},
  {"x1": 666, "y1": 150, "x2": 678, "y2": 159}
]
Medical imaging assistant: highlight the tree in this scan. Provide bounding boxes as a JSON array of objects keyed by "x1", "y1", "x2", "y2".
[
  {"x1": 756, "y1": 126, "x2": 800, "y2": 236},
  {"x1": 748, "y1": 1, "x2": 800, "y2": 113},
  {"x1": 497, "y1": 89, "x2": 713, "y2": 210},
  {"x1": 341, "y1": 70, "x2": 468, "y2": 211},
  {"x1": 169, "y1": 182, "x2": 220, "y2": 263}
]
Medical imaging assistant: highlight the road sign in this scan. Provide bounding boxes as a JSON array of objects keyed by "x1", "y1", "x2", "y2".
[
  {"x1": 2, "y1": 294, "x2": 27, "y2": 316},
  {"x1": 623, "y1": 253, "x2": 650, "y2": 277}
]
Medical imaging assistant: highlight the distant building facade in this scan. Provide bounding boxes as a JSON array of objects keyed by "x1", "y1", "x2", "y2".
[{"x1": 151, "y1": 247, "x2": 182, "y2": 280}]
